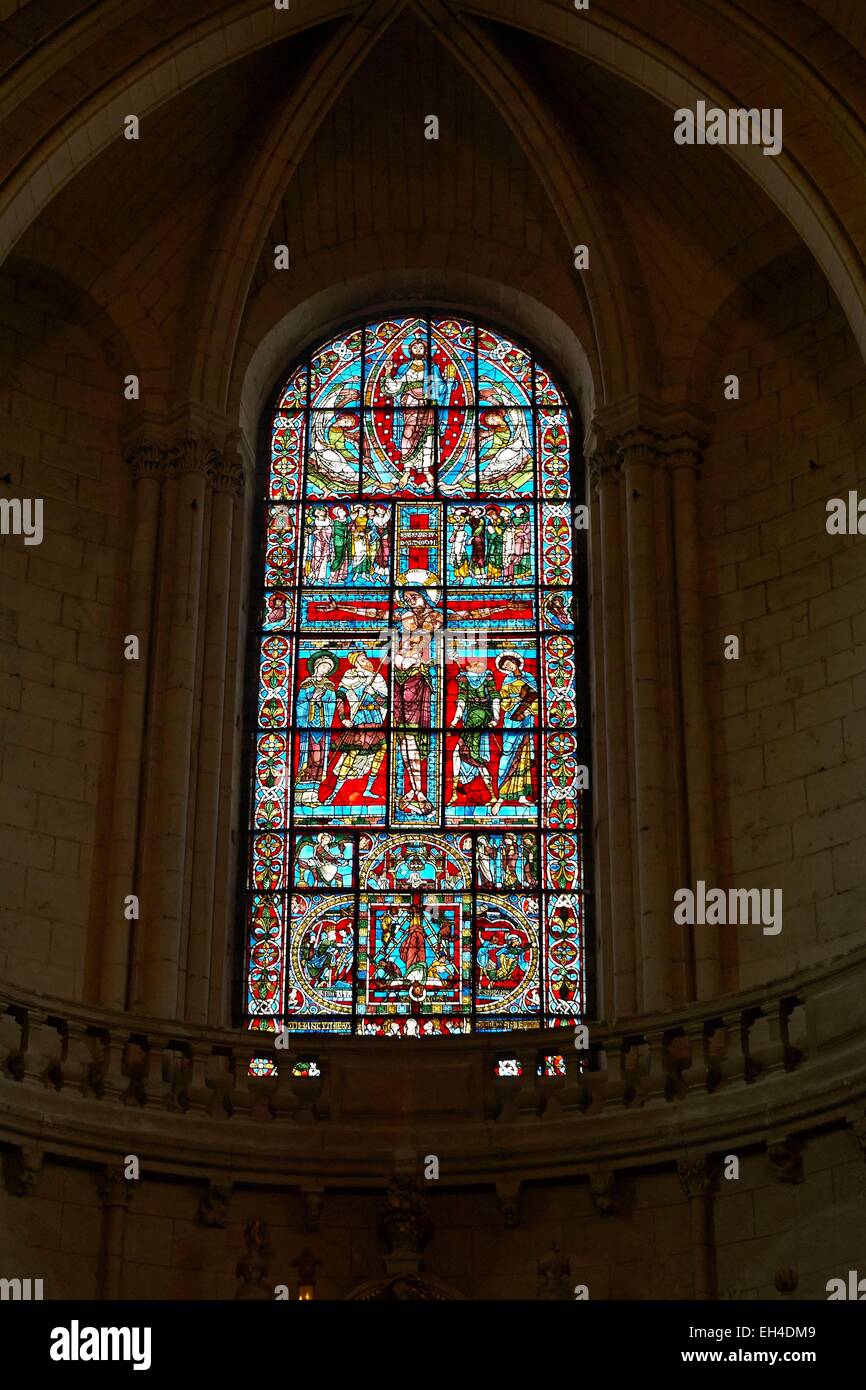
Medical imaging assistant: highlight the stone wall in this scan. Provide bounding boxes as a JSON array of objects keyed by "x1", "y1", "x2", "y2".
[
  {"x1": 1, "y1": 1127, "x2": 863, "y2": 1300},
  {"x1": 0, "y1": 270, "x2": 129, "y2": 1002},
  {"x1": 703, "y1": 258, "x2": 866, "y2": 988}
]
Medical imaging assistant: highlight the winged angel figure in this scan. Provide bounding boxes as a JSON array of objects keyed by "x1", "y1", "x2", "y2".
[{"x1": 477, "y1": 377, "x2": 534, "y2": 493}]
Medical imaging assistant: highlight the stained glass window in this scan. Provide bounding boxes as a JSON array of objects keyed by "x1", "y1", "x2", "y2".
[{"x1": 242, "y1": 315, "x2": 589, "y2": 1036}]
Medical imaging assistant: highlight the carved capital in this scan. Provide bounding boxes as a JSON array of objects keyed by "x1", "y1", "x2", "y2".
[
  {"x1": 124, "y1": 440, "x2": 172, "y2": 482},
  {"x1": 211, "y1": 455, "x2": 245, "y2": 498},
  {"x1": 171, "y1": 435, "x2": 221, "y2": 479},
  {"x1": 661, "y1": 430, "x2": 706, "y2": 476},
  {"x1": 588, "y1": 448, "x2": 621, "y2": 495},
  {"x1": 97, "y1": 1164, "x2": 133, "y2": 1209},
  {"x1": 613, "y1": 426, "x2": 664, "y2": 471},
  {"x1": 677, "y1": 1158, "x2": 715, "y2": 1199}
]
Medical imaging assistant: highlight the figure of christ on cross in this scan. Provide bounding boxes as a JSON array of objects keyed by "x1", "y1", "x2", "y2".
[{"x1": 392, "y1": 631, "x2": 435, "y2": 814}]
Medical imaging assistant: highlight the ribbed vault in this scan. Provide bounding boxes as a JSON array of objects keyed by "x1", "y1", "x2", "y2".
[{"x1": 2, "y1": 0, "x2": 865, "y2": 415}]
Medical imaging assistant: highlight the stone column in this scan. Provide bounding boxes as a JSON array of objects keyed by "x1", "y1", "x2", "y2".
[
  {"x1": 678, "y1": 1158, "x2": 716, "y2": 1301},
  {"x1": 136, "y1": 437, "x2": 216, "y2": 1018},
  {"x1": 666, "y1": 434, "x2": 720, "y2": 1001},
  {"x1": 97, "y1": 1165, "x2": 132, "y2": 1300},
  {"x1": 185, "y1": 454, "x2": 244, "y2": 1023},
  {"x1": 618, "y1": 428, "x2": 673, "y2": 1013},
  {"x1": 100, "y1": 443, "x2": 166, "y2": 1010},
  {"x1": 591, "y1": 448, "x2": 636, "y2": 1017},
  {"x1": 208, "y1": 433, "x2": 255, "y2": 1025}
]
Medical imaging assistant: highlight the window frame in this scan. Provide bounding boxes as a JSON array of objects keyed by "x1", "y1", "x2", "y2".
[{"x1": 233, "y1": 308, "x2": 594, "y2": 1034}]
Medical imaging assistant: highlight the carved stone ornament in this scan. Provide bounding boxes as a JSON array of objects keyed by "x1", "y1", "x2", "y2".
[
  {"x1": 536, "y1": 1242, "x2": 572, "y2": 1300},
  {"x1": 662, "y1": 430, "x2": 705, "y2": 475},
  {"x1": 496, "y1": 1179, "x2": 522, "y2": 1229},
  {"x1": 590, "y1": 1170, "x2": 617, "y2": 1217},
  {"x1": 378, "y1": 1176, "x2": 432, "y2": 1254},
  {"x1": 677, "y1": 1158, "x2": 714, "y2": 1199},
  {"x1": 235, "y1": 1218, "x2": 273, "y2": 1300},
  {"x1": 767, "y1": 1139, "x2": 804, "y2": 1185},
  {"x1": 198, "y1": 1182, "x2": 231, "y2": 1228},
  {"x1": 171, "y1": 435, "x2": 221, "y2": 479},
  {"x1": 301, "y1": 1186, "x2": 324, "y2": 1233},
  {"x1": 3, "y1": 1144, "x2": 43, "y2": 1197},
  {"x1": 347, "y1": 1273, "x2": 459, "y2": 1301},
  {"x1": 96, "y1": 1164, "x2": 133, "y2": 1208},
  {"x1": 211, "y1": 454, "x2": 245, "y2": 497},
  {"x1": 613, "y1": 425, "x2": 665, "y2": 472},
  {"x1": 124, "y1": 440, "x2": 172, "y2": 482},
  {"x1": 588, "y1": 446, "x2": 620, "y2": 495}
]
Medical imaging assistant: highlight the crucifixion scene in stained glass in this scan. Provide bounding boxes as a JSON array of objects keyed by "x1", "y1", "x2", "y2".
[{"x1": 244, "y1": 314, "x2": 588, "y2": 1036}]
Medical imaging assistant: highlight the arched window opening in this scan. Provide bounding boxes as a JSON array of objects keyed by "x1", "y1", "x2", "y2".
[{"x1": 242, "y1": 314, "x2": 589, "y2": 1036}]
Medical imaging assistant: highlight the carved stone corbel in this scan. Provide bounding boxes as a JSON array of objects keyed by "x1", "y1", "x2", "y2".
[
  {"x1": 767, "y1": 1138, "x2": 804, "y2": 1184},
  {"x1": 3, "y1": 1144, "x2": 43, "y2": 1197}
]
